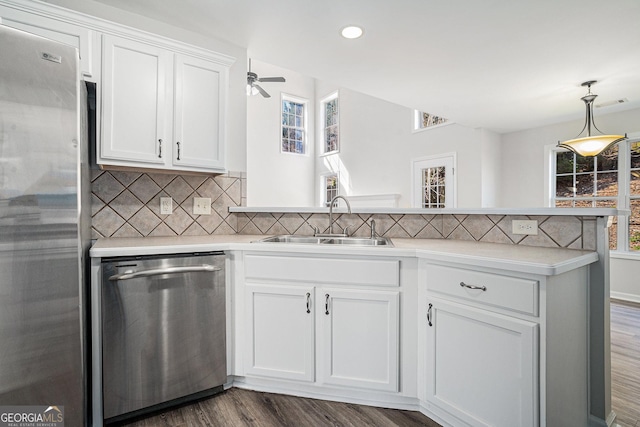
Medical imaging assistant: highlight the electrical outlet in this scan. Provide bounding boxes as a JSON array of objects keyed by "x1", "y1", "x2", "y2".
[
  {"x1": 193, "y1": 197, "x2": 211, "y2": 215},
  {"x1": 512, "y1": 219, "x2": 538, "y2": 235},
  {"x1": 160, "y1": 197, "x2": 173, "y2": 215}
]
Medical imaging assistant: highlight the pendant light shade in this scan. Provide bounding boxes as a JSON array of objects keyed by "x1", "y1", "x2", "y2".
[{"x1": 557, "y1": 81, "x2": 627, "y2": 157}]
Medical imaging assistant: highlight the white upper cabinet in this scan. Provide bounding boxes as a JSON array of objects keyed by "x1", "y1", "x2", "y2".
[
  {"x1": 0, "y1": 4, "x2": 99, "y2": 79},
  {"x1": 100, "y1": 34, "x2": 232, "y2": 173},
  {"x1": 0, "y1": 0, "x2": 235, "y2": 174},
  {"x1": 101, "y1": 34, "x2": 171, "y2": 166},
  {"x1": 173, "y1": 54, "x2": 227, "y2": 171}
]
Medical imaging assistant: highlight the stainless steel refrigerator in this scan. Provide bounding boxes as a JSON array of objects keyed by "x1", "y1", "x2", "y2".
[{"x1": 0, "y1": 25, "x2": 90, "y2": 426}]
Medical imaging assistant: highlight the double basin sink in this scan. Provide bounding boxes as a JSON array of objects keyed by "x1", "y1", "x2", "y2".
[{"x1": 255, "y1": 235, "x2": 393, "y2": 247}]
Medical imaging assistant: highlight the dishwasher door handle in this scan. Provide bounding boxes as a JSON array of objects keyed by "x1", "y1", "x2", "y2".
[{"x1": 108, "y1": 265, "x2": 220, "y2": 281}]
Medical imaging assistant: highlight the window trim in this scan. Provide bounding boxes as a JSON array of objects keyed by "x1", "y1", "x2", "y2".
[
  {"x1": 411, "y1": 153, "x2": 457, "y2": 209},
  {"x1": 320, "y1": 91, "x2": 340, "y2": 156},
  {"x1": 280, "y1": 93, "x2": 309, "y2": 156}
]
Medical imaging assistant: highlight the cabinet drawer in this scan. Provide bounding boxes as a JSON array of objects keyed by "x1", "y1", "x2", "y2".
[
  {"x1": 245, "y1": 254, "x2": 399, "y2": 287},
  {"x1": 426, "y1": 264, "x2": 538, "y2": 315}
]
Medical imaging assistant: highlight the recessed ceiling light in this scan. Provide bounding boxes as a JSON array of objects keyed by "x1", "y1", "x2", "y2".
[{"x1": 341, "y1": 26, "x2": 363, "y2": 39}]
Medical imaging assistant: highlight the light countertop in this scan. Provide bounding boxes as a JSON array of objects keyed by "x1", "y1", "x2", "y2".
[{"x1": 90, "y1": 235, "x2": 598, "y2": 276}]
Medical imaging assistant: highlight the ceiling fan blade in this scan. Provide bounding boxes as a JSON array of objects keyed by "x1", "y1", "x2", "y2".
[
  {"x1": 254, "y1": 84, "x2": 271, "y2": 98},
  {"x1": 258, "y1": 77, "x2": 286, "y2": 83}
]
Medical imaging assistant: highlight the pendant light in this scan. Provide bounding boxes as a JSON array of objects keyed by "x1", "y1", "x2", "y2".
[{"x1": 557, "y1": 80, "x2": 627, "y2": 157}]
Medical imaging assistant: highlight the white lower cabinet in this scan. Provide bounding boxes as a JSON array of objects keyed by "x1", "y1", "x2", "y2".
[
  {"x1": 242, "y1": 253, "x2": 401, "y2": 394},
  {"x1": 319, "y1": 288, "x2": 399, "y2": 391},
  {"x1": 421, "y1": 262, "x2": 590, "y2": 427},
  {"x1": 425, "y1": 297, "x2": 537, "y2": 427},
  {"x1": 244, "y1": 284, "x2": 315, "y2": 382}
]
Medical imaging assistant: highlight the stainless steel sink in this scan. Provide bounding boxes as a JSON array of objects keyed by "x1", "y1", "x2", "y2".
[
  {"x1": 325, "y1": 237, "x2": 392, "y2": 246},
  {"x1": 254, "y1": 235, "x2": 393, "y2": 247},
  {"x1": 257, "y1": 235, "x2": 327, "y2": 244}
]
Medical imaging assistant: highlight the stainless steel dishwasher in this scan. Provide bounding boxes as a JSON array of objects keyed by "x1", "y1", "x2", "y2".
[{"x1": 101, "y1": 252, "x2": 226, "y2": 423}]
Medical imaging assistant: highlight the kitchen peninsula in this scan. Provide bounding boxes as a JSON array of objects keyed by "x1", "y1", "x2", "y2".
[{"x1": 90, "y1": 207, "x2": 614, "y2": 427}]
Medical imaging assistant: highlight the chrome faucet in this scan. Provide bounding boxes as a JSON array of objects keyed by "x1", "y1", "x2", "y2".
[{"x1": 328, "y1": 195, "x2": 351, "y2": 236}]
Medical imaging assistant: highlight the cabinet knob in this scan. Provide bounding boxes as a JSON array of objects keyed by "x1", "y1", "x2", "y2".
[
  {"x1": 158, "y1": 139, "x2": 162, "y2": 158},
  {"x1": 306, "y1": 292, "x2": 311, "y2": 314},
  {"x1": 325, "y1": 293, "x2": 330, "y2": 315},
  {"x1": 176, "y1": 141, "x2": 181, "y2": 160}
]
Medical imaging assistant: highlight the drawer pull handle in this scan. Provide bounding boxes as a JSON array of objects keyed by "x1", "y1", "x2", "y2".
[
  {"x1": 176, "y1": 141, "x2": 181, "y2": 160},
  {"x1": 306, "y1": 292, "x2": 311, "y2": 314},
  {"x1": 460, "y1": 281, "x2": 487, "y2": 291},
  {"x1": 427, "y1": 303, "x2": 433, "y2": 327},
  {"x1": 158, "y1": 139, "x2": 162, "y2": 158},
  {"x1": 325, "y1": 293, "x2": 330, "y2": 315}
]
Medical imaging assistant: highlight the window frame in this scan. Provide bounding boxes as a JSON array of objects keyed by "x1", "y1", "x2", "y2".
[
  {"x1": 411, "y1": 153, "x2": 457, "y2": 209},
  {"x1": 320, "y1": 91, "x2": 339, "y2": 155},
  {"x1": 280, "y1": 93, "x2": 308, "y2": 156}
]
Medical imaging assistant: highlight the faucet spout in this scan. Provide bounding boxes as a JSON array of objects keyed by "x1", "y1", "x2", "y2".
[{"x1": 328, "y1": 195, "x2": 352, "y2": 236}]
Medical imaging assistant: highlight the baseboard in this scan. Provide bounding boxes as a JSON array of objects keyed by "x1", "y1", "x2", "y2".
[
  {"x1": 611, "y1": 291, "x2": 640, "y2": 304},
  {"x1": 231, "y1": 376, "x2": 419, "y2": 411}
]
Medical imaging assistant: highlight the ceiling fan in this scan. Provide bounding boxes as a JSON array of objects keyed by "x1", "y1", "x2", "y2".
[{"x1": 247, "y1": 59, "x2": 286, "y2": 98}]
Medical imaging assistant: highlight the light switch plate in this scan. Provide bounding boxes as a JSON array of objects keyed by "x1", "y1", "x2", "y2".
[
  {"x1": 160, "y1": 197, "x2": 172, "y2": 214},
  {"x1": 512, "y1": 219, "x2": 538, "y2": 235},
  {"x1": 193, "y1": 197, "x2": 211, "y2": 215}
]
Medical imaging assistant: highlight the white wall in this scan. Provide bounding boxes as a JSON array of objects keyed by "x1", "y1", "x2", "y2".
[
  {"x1": 43, "y1": 0, "x2": 248, "y2": 173},
  {"x1": 246, "y1": 61, "x2": 316, "y2": 206},
  {"x1": 314, "y1": 82, "x2": 499, "y2": 208}
]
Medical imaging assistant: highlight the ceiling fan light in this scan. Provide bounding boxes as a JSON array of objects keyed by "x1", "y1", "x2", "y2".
[
  {"x1": 246, "y1": 84, "x2": 259, "y2": 96},
  {"x1": 557, "y1": 135, "x2": 626, "y2": 157},
  {"x1": 341, "y1": 25, "x2": 363, "y2": 39}
]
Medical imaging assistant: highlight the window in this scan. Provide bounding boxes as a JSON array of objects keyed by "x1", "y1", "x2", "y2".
[
  {"x1": 412, "y1": 154, "x2": 456, "y2": 208},
  {"x1": 553, "y1": 147, "x2": 619, "y2": 249},
  {"x1": 281, "y1": 95, "x2": 307, "y2": 154},
  {"x1": 321, "y1": 92, "x2": 339, "y2": 154},
  {"x1": 413, "y1": 110, "x2": 449, "y2": 131},
  {"x1": 422, "y1": 167, "x2": 447, "y2": 208},
  {"x1": 322, "y1": 173, "x2": 339, "y2": 207},
  {"x1": 551, "y1": 138, "x2": 640, "y2": 251},
  {"x1": 628, "y1": 142, "x2": 640, "y2": 250}
]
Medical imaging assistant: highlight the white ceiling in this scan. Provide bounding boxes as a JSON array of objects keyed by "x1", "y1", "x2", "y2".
[{"x1": 89, "y1": 0, "x2": 640, "y2": 133}]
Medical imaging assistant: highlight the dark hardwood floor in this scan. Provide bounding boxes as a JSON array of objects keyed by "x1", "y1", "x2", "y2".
[
  {"x1": 611, "y1": 299, "x2": 640, "y2": 427},
  {"x1": 117, "y1": 387, "x2": 441, "y2": 427},
  {"x1": 118, "y1": 299, "x2": 640, "y2": 427}
]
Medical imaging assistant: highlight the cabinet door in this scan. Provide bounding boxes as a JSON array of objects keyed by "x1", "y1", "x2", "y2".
[
  {"x1": 425, "y1": 297, "x2": 538, "y2": 427},
  {"x1": 0, "y1": 6, "x2": 98, "y2": 78},
  {"x1": 173, "y1": 54, "x2": 227, "y2": 172},
  {"x1": 318, "y1": 288, "x2": 399, "y2": 392},
  {"x1": 245, "y1": 284, "x2": 315, "y2": 382},
  {"x1": 101, "y1": 34, "x2": 171, "y2": 166}
]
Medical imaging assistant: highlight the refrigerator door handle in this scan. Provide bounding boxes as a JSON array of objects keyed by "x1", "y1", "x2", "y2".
[{"x1": 108, "y1": 265, "x2": 220, "y2": 281}]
